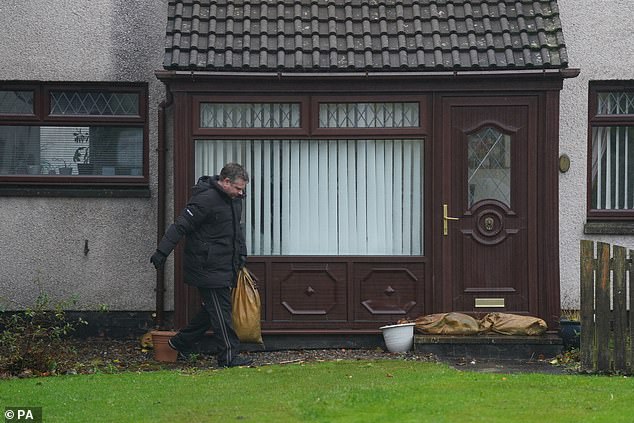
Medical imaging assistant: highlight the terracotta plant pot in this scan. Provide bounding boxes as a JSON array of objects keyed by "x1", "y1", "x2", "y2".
[{"x1": 151, "y1": 330, "x2": 178, "y2": 362}]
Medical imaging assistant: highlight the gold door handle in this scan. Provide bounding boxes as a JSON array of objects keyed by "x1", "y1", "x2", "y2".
[{"x1": 443, "y1": 204, "x2": 459, "y2": 236}]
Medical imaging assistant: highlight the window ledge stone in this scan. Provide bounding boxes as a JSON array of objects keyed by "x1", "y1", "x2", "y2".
[
  {"x1": 0, "y1": 185, "x2": 151, "y2": 198},
  {"x1": 584, "y1": 221, "x2": 634, "y2": 235}
]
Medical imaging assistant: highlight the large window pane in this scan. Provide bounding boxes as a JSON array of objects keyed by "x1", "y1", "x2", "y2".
[
  {"x1": 0, "y1": 126, "x2": 143, "y2": 176},
  {"x1": 591, "y1": 126, "x2": 634, "y2": 210},
  {"x1": 195, "y1": 139, "x2": 424, "y2": 256}
]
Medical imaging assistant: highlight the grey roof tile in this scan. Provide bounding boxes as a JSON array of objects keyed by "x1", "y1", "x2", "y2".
[{"x1": 164, "y1": 0, "x2": 568, "y2": 72}]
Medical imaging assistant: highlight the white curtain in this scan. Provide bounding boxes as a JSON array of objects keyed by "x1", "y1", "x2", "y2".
[{"x1": 195, "y1": 139, "x2": 423, "y2": 256}]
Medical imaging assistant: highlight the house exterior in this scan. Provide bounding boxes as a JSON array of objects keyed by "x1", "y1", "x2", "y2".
[{"x1": 0, "y1": 0, "x2": 631, "y2": 341}]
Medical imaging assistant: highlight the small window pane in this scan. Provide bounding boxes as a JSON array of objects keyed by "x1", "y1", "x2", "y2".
[
  {"x1": 468, "y1": 127, "x2": 511, "y2": 207},
  {"x1": 318, "y1": 102, "x2": 419, "y2": 128},
  {"x1": 50, "y1": 91, "x2": 139, "y2": 116},
  {"x1": 591, "y1": 126, "x2": 634, "y2": 210},
  {"x1": 597, "y1": 92, "x2": 634, "y2": 115},
  {"x1": 0, "y1": 125, "x2": 143, "y2": 176},
  {"x1": 200, "y1": 103, "x2": 301, "y2": 128},
  {"x1": 0, "y1": 90, "x2": 34, "y2": 114}
]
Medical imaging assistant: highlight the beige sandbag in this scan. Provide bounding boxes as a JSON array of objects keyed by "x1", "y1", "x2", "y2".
[
  {"x1": 479, "y1": 312, "x2": 547, "y2": 336},
  {"x1": 411, "y1": 312, "x2": 481, "y2": 335}
]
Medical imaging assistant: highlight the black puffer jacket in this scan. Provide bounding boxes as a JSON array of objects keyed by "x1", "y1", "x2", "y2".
[{"x1": 157, "y1": 175, "x2": 247, "y2": 288}]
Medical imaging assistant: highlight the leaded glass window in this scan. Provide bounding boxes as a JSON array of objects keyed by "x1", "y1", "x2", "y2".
[
  {"x1": 589, "y1": 84, "x2": 634, "y2": 219},
  {"x1": 0, "y1": 83, "x2": 147, "y2": 184},
  {"x1": 50, "y1": 91, "x2": 139, "y2": 116},
  {"x1": 318, "y1": 102, "x2": 419, "y2": 128},
  {"x1": 467, "y1": 127, "x2": 511, "y2": 207},
  {"x1": 597, "y1": 92, "x2": 634, "y2": 115},
  {"x1": 200, "y1": 103, "x2": 301, "y2": 128}
]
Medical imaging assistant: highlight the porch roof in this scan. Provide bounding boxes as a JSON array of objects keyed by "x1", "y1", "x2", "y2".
[{"x1": 164, "y1": 0, "x2": 568, "y2": 72}]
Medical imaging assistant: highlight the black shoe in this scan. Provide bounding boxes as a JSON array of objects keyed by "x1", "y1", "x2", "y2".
[
  {"x1": 168, "y1": 338, "x2": 192, "y2": 361},
  {"x1": 221, "y1": 355, "x2": 253, "y2": 368}
]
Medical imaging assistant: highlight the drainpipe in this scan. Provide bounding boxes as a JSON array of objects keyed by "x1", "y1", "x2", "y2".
[{"x1": 155, "y1": 95, "x2": 170, "y2": 328}]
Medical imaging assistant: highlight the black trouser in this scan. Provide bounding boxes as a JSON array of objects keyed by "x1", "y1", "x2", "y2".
[{"x1": 172, "y1": 286, "x2": 240, "y2": 366}]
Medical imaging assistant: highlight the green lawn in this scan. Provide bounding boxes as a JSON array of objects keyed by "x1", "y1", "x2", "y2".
[{"x1": 2, "y1": 360, "x2": 633, "y2": 422}]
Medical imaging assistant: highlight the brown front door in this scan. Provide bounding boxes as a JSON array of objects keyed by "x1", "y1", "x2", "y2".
[{"x1": 440, "y1": 96, "x2": 538, "y2": 316}]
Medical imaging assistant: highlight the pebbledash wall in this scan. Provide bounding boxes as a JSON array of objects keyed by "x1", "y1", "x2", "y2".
[
  {"x1": 0, "y1": 0, "x2": 632, "y2": 335},
  {"x1": 0, "y1": 1, "x2": 174, "y2": 336},
  {"x1": 557, "y1": 0, "x2": 634, "y2": 308}
]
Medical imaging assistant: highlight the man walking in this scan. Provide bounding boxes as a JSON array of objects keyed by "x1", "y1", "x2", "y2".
[{"x1": 150, "y1": 162, "x2": 253, "y2": 367}]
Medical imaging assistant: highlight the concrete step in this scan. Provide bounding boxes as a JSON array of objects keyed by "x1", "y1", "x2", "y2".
[{"x1": 414, "y1": 334, "x2": 563, "y2": 360}]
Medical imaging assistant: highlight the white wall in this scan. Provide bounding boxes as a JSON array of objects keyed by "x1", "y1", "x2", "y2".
[
  {"x1": 557, "y1": 0, "x2": 634, "y2": 308},
  {"x1": 0, "y1": 0, "x2": 169, "y2": 310}
]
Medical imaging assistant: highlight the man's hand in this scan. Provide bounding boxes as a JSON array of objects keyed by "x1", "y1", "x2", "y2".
[
  {"x1": 150, "y1": 250, "x2": 167, "y2": 269},
  {"x1": 239, "y1": 255, "x2": 247, "y2": 269}
]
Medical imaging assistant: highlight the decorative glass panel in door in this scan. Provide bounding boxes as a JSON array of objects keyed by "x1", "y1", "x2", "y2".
[{"x1": 467, "y1": 127, "x2": 511, "y2": 207}]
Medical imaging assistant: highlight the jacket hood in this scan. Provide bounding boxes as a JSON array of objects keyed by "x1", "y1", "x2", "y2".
[{"x1": 192, "y1": 175, "x2": 222, "y2": 195}]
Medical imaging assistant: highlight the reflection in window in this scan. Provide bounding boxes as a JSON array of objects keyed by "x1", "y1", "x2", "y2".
[
  {"x1": 467, "y1": 127, "x2": 511, "y2": 207},
  {"x1": 0, "y1": 90, "x2": 33, "y2": 114},
  {"x1": 0, "y1": 126, "x2": 143, "y2": 176}
]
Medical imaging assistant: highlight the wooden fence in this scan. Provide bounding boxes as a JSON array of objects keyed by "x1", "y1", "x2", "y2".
[{"x1": 580, "y1": 240, "x2": 633, "y2": 373}]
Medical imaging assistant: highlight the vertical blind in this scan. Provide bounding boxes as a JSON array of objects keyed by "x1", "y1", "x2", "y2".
[
  {"x1": 195, "y1": 139, "x2": 423, "y2": 256},
  {"x1": 592, "y1": 126, "x2": 634, "y2": 210}
]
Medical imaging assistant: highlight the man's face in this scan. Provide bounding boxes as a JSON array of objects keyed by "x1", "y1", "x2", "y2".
[{"x1": 219, "y1": 177, "x2": 247, "y2": 199}]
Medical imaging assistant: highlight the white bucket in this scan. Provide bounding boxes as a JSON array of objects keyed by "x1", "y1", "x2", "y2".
[{"x1": 380, "y1": 322, "x2": 415, "y2": 353}]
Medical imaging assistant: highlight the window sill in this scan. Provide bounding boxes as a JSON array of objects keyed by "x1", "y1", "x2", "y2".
[
  {"x1": 0, "y1": 185, "x2": 151, "y2": 198},
  {"x1": 584, "y1": 221, "x2": 634, "y2": 235}
]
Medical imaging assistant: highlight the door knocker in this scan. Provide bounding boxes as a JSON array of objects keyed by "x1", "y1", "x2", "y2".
[{"x1": 484, "y1": 216, "x2": 494, "y2": 231}]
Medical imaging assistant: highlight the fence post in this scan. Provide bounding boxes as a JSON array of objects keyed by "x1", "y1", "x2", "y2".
[
  {"x1": 613, "y1": 246, "x2": 627, "y2": 372},
  {"x1": 629, "y1": 248, "x2": 634, "y2": 373},
  {"x1": 595, "y1": 242, "x2": 612, "y2": 372},
  {"x1": 580, "y1": 240, "x2": 595, "y2": 371}
]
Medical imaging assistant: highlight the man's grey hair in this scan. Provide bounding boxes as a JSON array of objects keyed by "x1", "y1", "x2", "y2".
[{"x1": 220, "y1": 162, "x2": 250, "y2": 183}]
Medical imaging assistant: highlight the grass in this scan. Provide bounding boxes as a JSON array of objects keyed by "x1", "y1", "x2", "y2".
[{"x1": 2, "y1": 360, "x2": 634, "y2": 422}]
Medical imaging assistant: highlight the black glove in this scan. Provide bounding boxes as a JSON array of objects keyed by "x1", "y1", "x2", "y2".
[
  {"x1": 238, "y1": 255, "x2": 247, "y2": 269},
  {"x1": 150, "y1": 250, "x2": 167, "y2": 269}
]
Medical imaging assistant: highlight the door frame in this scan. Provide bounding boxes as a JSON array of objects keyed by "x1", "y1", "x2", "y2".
[{"x1": 431, "y1": 92, "x2": 562, "y2": 330}]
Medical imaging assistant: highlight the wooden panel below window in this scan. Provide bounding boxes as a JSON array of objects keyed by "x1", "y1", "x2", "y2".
[
  {"x1": 270, "y1": 262, "x2": 348, "y2": 322},
  {"x1": 239, "y1": 258, "x2": 425, "y2": 329},
  {"x1": 354, "y1": 261, "x2": 425, "y2": 322}
]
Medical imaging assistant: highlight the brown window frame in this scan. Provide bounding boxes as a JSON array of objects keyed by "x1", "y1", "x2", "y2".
[
  {"x1": 192, "y1": 95, "x2": 309, "y2": 137},
  {"x1": 0, "y1": 81, "x2": 149, "y2": 195},
  {"x1": 586, "y1": 81, "x2": 634, "y2": 227},
  {"x1": 191, "y1": 94, "x2": 429, "y2": 138}
]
